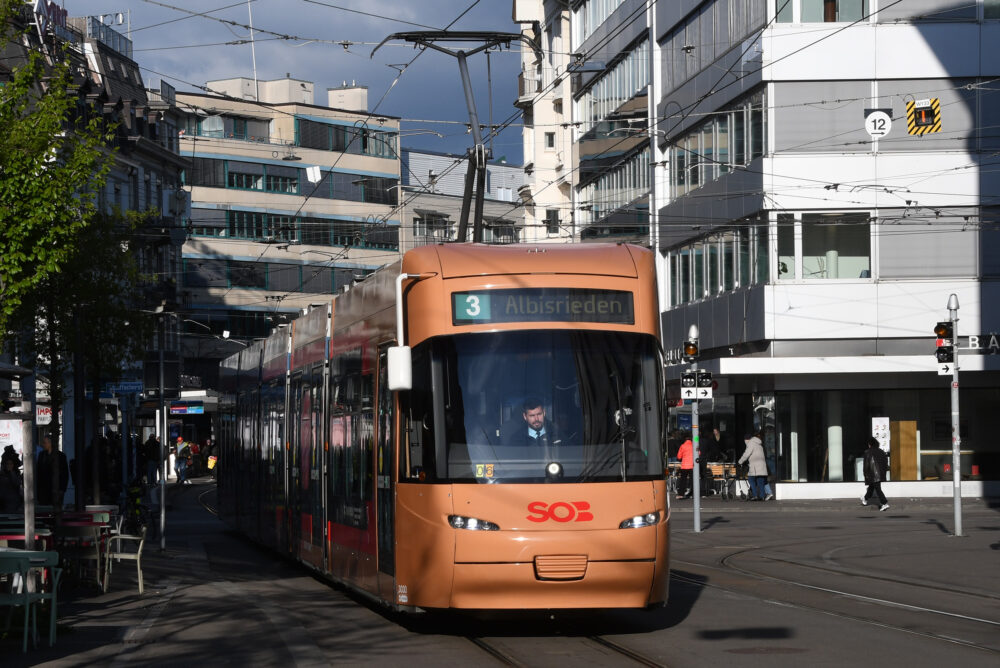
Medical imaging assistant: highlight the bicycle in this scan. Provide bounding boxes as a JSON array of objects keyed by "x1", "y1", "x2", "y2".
[{"x1": 119, "y1": 476, "x2": 150, "y2": 536}]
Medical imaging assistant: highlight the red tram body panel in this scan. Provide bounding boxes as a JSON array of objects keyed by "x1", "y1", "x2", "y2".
[{"x1": 218, "y1": 243, "x2": 670, "y2": 611}]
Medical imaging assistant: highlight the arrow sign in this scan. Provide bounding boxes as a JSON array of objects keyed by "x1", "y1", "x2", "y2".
[
  {"x1": 938, "y1": 363, "x2": 952, "y2": 376},
  {"x1": 698, "y1": 388, "x2": 713, "y2": 399},
  {"x1": 681, "y1": 388, "x2": 697, "y2": 400}
]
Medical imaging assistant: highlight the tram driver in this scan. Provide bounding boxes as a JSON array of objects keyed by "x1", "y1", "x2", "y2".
[{"x1": 500, "y1": 397, "x2": 563, "y2": 449}]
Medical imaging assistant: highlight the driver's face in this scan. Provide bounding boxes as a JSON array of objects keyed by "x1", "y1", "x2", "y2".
[{"x1": 523, "y1": 406, "x2": 546, "y2": 431}]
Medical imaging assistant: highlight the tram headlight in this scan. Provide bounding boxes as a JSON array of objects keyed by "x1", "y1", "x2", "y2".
[
  {"x1": 619, "y1": 511, "x2": 660, "y2": 529},
  {"x1": 448, "y1": 515, "x2": 500, "y2": 531}
]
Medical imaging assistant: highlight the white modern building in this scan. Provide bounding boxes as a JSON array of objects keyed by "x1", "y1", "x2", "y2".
[{"x1": 651, "y1": 0, "x2": 1000, "y2": 498}]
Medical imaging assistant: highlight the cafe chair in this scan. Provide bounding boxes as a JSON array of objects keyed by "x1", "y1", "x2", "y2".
[
  {"x1": 54, "y1": 524, "x2": 103, "y2": 590},
  {"x1": 1, "y1": 551, "x2": 62, "y2": 652},
  {"x1": 103, "y1": 526, "x2": 146, "y2": 595}
]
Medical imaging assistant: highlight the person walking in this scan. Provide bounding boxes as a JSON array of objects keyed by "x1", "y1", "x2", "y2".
[
  {"x1": 37, "y1": 435, "x2": 69, "y2": 509},
  {"x1": 861, "y1": 437, "x2": 890, "y2": 511},
  {"x1": 739, "y1": 429, "x2": 768, "y2": 501},
  {"x1": 676, "y1": 432, "x2": 694, "y2": 499},
  {"x1": 175, "y1": 436, "x2": 191, "y2": 485},
  {"x1": 144, "y1": 434, "x2": 161, "y2": 486}
]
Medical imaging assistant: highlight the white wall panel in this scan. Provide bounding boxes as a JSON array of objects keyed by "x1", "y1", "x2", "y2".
[
  {"x1": 765, "y1": 154, "x2": 979, "y2": 211},
  {"x1": 874, "y1": 281, "x2": 980, "y2": 337},
  {"x1": 767, "y1": 283, "x2": 878, "y2": 339},
  {"x1": 764, "y1": 24, "x2": 983, "y2": 82}
]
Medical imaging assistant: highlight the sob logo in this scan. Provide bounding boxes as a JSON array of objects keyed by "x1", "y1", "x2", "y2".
[{"x1": 526, "y1": 501, "x2": 594, "y2": 523}]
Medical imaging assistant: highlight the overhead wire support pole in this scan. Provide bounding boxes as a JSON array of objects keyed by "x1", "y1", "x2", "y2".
[{"x1": 372, "y1": 32, "x2": 541, "y2": 244}]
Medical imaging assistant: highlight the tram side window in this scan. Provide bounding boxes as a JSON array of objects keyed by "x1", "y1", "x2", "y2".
[{"x1": 400, "y1": 345, "x2": 434, "y2": 481}]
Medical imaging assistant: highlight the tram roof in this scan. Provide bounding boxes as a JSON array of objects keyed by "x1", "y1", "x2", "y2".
[{"x1": 404, "y1": 243, "x2": 646, "y2": 279}]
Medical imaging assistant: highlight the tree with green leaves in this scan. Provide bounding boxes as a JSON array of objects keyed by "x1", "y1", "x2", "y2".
[
  {"x1": 0, "y1": 0, "x2": 115, "y2": 335},
  {"x1": 1, "y1": 2, "x2": 156, "y2": 463}
]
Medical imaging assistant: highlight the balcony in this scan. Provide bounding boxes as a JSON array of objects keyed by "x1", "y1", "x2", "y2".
[{"x1": 516, "y1": 72, "x2": 540, "y2": 108}]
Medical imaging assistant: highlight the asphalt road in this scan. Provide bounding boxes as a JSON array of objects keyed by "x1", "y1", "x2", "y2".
[{"x1": 4, "y1": 483, "x2": 998, "y2": 667}]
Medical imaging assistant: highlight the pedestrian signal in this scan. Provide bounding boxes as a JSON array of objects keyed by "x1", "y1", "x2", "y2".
[{"x1": 935, "y1": 346, "x2": 954, "y2": 364}]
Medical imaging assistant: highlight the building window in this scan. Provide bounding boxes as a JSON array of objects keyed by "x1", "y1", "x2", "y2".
[
  {"x1": 190, "y1": 208, "x2": 227, "y2": 237},
  {"x1": 802, "y1": 212, "x2": 870, "y2": 279},
  {"x1": 544, "y1": 132, "x2": 556, "y2": 149},
  {"x1": 227, "y1": 161, "x2": 264, "y2": 190},
  {"x1": 773, "y1": 212, "x2": 871, "y2": 280},
  {"x1": 296, "y1": 118, "x2": 397, "y2": 158},
  {"x1": 545, "y1": 209, "x2": 560, "y2": 235},
  {"x1": 483, "y1": 220, "x2": 518, "y2": 244},
  {"x1": 666, "y1": 222, "x2": 771, "y2": 307},
  {"x1": 670, "y1": 90, "x2": 765, "y2": 199},
  {"x1": 228, "y1": 261, "x2": 267, "y2": 289},
  {"x1": 577, "y1": 147, "x2": 650, "y2": 227},
  {"x1": 571, "y1": 0, "x2": 626, "y2": 49},
  {"x1": 414, "y1": 213, "x2": 453, "y2": 241},
  {"x1": 777, "y1": 213, "x2": 795, "y2": 280},
  {"x1": 264, "y1": 164, "x2": 300, "y2": 194},
  {"x1": 574, "y1": 40, "x2": 649, "y2": 134},
  {"x1": 788, "y1": 0, "x2": 869, "y2": 23}
]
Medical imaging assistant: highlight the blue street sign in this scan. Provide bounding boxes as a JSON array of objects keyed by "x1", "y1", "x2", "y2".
[{"x1": 105, "y1": 381, "x2": 144, "y2": 394}]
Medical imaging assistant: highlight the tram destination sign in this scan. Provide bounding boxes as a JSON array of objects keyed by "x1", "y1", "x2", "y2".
[{"x1": 453, "y1": 288, "x2": 634, "y2": 325}]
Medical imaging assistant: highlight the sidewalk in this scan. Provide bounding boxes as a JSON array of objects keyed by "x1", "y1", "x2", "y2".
[
  {"x1": 669, "y1": 494, "x2": 999, "y2": 513},
  {"x1": 2, "y1": 476, "x2": 225, "y2": 666}
]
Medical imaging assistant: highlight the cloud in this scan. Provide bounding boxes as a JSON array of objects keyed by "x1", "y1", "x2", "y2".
[{"x1": 90, "y1": 0, "x2": 524, "y2": 159}]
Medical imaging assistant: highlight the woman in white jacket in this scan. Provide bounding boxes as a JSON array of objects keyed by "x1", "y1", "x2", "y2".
[{"x1": 738, "y1": 429, "x2": 768, "y2": 501}]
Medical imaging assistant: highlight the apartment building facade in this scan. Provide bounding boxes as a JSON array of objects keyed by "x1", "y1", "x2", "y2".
[{"x1": 175, "y1": 78, "x2": 401, "y2": 387}]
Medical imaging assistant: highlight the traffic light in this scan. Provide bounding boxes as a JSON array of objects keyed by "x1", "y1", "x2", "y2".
[
  {"x1": 934, "y1": 321, "x2": 954, "y2": 363},
  {"x1": 683, "y1": 339, "x2": 699, "y2": 362},
  {"x1": 934, "y1": 321, "x2": 953, "y2": 341}
]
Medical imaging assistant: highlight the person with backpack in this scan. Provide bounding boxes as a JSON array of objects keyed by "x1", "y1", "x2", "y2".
[{"x1": 175, "y1": 436, "x2": 192, "y2": 485}]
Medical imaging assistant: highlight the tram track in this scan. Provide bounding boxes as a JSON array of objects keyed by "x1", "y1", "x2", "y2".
[
  {"x1": 672, "y1": 549, "x2": 1000, "y2": 656},
  {"x1": 467, "y1": 633, "x2": 670, "y2": 667}
]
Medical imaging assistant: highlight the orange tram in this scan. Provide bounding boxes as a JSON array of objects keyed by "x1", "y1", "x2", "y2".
[{"x1": 217, "y1": 243, "x2": 670, "y2": 611}]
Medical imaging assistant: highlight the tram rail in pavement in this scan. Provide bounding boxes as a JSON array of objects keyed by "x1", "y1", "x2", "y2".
[{"x1": 2, "y1": 478, "x2": 997, "y2": 666}]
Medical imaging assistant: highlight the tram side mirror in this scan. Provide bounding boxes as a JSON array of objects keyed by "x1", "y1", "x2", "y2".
[{"x1": 387, "y1": 345, "x2": 412, "y2": 391}]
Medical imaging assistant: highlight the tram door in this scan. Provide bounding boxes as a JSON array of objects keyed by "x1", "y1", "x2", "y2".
[{"x1": 375, "y1": 347, "x2": 396, "y2": 600}]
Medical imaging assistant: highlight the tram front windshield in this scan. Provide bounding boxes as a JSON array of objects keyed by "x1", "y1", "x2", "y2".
[{"x1": 406, "y1": 330, "x2": 664, "y2": 483}]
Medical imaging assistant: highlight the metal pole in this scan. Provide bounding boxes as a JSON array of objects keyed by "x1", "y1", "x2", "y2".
[
  {"x1": 948, "y1": 294, "x2": 962, "y2": 536},
  {"x1": 159, "y1": 315, "x2": 167, "y2": 550},
  {"x1": 21, "y1": 417, "x2": 35, "y2": 553},
  {"x1": 691, "y1": 359, "x2": 701, "y2": 533},
  {"x1": 456, "y1": 51, "x2": 483, "y2": 146}
]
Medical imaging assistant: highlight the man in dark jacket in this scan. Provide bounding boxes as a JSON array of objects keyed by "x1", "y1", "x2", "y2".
[
  {"x1": 37, "y1": 436, "x2": 69, "y2": 509},
  {"x1": 501, "y1": 397, "x2": 563, "y2": 449},
  {"x1": 861, "y1": 437, "x2": 890, "y2": 511}
]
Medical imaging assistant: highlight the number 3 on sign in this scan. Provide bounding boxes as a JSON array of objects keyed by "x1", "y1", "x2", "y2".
[
  {"x1": 456, "y1": 292, "x2": 490, "y2": 320},
  {"x1": 465, "y1": 295, "x2": 480, "y2": 317}
]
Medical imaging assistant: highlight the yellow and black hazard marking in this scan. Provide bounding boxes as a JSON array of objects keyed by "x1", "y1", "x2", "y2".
[{"x1": 906, "y1": 98, "x2": 941, "y2": 135}]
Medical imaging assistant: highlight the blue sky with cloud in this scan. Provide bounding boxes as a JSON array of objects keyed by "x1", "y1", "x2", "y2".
[{"x1": 73, "y1": 0, "x2": 525, "y2": 162}]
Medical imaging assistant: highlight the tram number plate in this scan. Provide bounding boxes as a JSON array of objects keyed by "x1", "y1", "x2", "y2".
[{"x1": 455, "y1": 293, "x2": 492, "y2": 321}]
